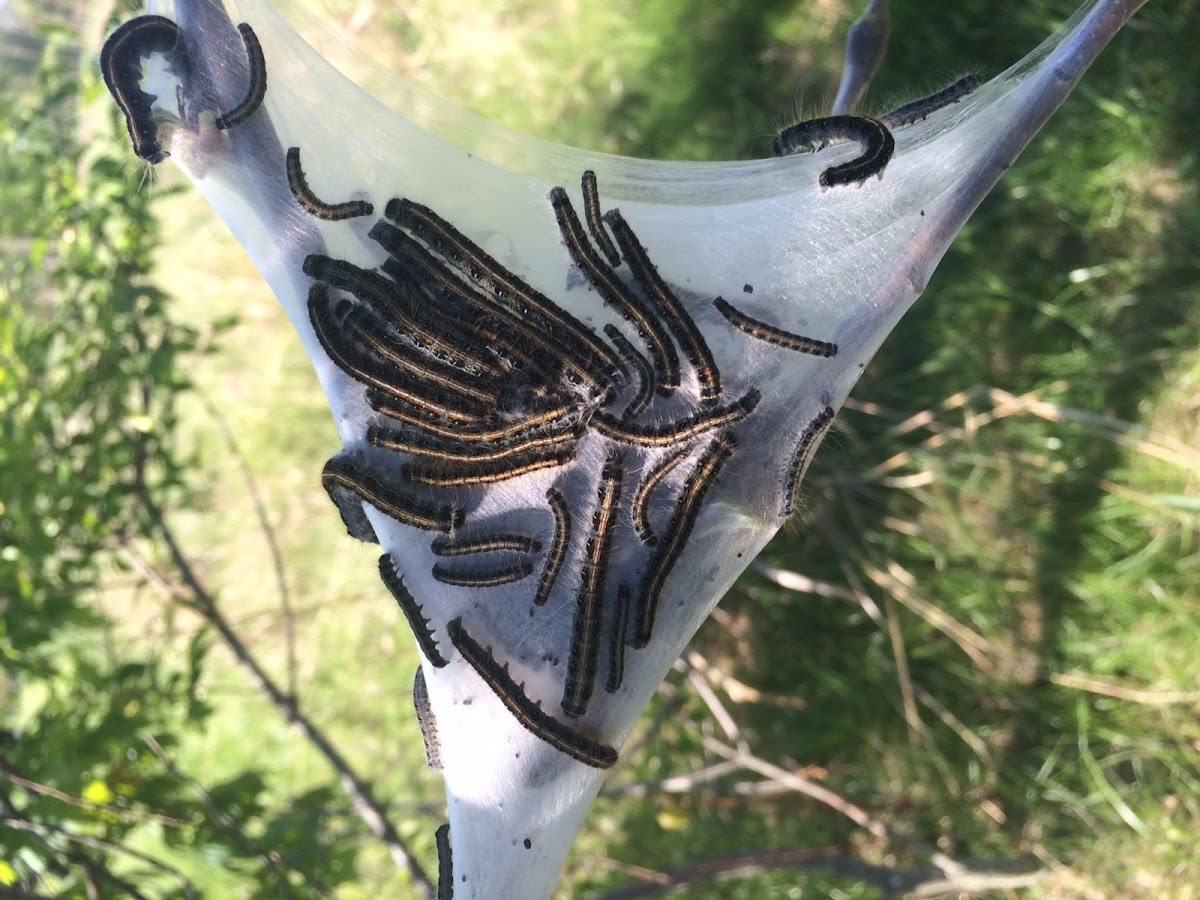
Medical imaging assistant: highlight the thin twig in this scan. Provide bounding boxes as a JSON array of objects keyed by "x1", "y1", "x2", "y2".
[
  {"x1": 0, "y1": 786, "x2": 151, "y2": 900},
  {"x1": 831, "y1": 0, "x2": 891, "y2": 114},
  {"x1": 911, "y1": 685, "x2": 994, "y2": 764},
  {"x1": 126, "y1": 489, "x2": 435, "y2": 897},
  {"x1": 911, "y1": 853, "x2": 1048, "y2": 899},
  {"x1": 605, "y1": 761, "x2": 743, "y2": 800},
  {"x1": 1099, "y1": 477, "x2": 1200, "y2": 514},
  {"x1": 751, "y1": 561, "x2": 854, "y2": 602},
  {"x1": 0, "y1": 756, "x2": 191, "y2": 828},
  {"x1": 142, "y1": 735, "x2": 300, "y2": 898},
  {"x1": 198, "y1": 391, "x2": 299, "y2": 701},
  {"x1": 864, "y1": 561, "x2": 994, "y2": 674},
  {"x1": 701, "y1": 736, "x2": 893, "y2": 844},
  {"x1": 75, "y1": 855, "x2": 150, "y2": 900},
  {"x1": 677, "y1": 655, "x2": 748, "y2": 754},
  {"x1": 835, "y1": 487, "x2": 928, "y2": 748},
  {"x1": 882, "y1": 593, "x2": 923, "y2": 748},
  {"x1": 1049, "y1": 672, "x2": 1200, "y2": 706},
  {"x1": 989, "y1": 387, "x2": 1200, "y2": 471},
  {"x1": 592, "y1": 842, "x2": 1046, "y2": 899},
  {"x1": 683, "y1": 649, "x2": 807, "y2": 710},
  {"x1": 879, "y1": 386, "x2": 989, "y2": 440},
  {"x1": 728, "y1": 770, "x2": 834, "y2": 799},
  {"x1": 849, "y1": 383, "x2": 1199, "y2": 484},
  {"x1": 0, "y1": 816, "x2": 197, "y2": 898},
  {"x1": 812, "y1": 515, "x2": 888, "y2": 631},
  {"x1": 592, "y1": 845, "x2": 897, "y2": 899}
]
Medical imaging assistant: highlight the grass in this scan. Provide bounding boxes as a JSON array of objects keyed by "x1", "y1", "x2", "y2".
[{"x1": 130, "y1": 0, "x2": 1200, "y2": 896}]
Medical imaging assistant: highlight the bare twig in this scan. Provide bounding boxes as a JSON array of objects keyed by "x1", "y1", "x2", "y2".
[
  {"x1": 598, "y1": 724, "x2": 1045, "y2": 900},
  {"x1": 832, "y1": 0, "x2": 891, "y2": 114},
  {"x1": 912, "y1": 686, "x2": 994, "y2": 764},
  {"x1": 683, "y1": 649, "x2": 807, "y2": 710},
  {"x1": 728, "y1": 770, "x2": 831, "y2": 799},
  {"x1": 0, "y1": 816, "x2": 197, "y2": 898},
  {"x1": 606, "y1": 761, "x2": 743, "y2": 800},
  {"x1": 910, "y1": 853, "x2": 1048, "y2": 898},
  {"x1": 1049, "y1": 672, "x2": 1200, "y2": 706},
  {"x1": 75, "y1": 856, "x2": 150, "y2": 900},
  {"x1": 812, "y1": 516, "x2": 889, "y2": 631},
  {"x1": 1099, "y1": 478, "x2": 1200, "y2": 515},
  {"x1": 142, "y1": 736, "x2": 299, "y2": 898},
  {"x1": 0, "y1": 756, "x2": 192, "y2": 828},
  {"x1": 592, "y1": 845, "x2": 897, "y2": 899},
  {"x1": 849, "y1": 383, "x2": 1199, "y2": 484},
  {"x1": 701, "y1": 736, "x2": 893, "y2": 843},
  {"x1": 751, "y1": 561, "x2": 854, "y2": 602},
  {"x1": 677, "y1": 655, "x2": 748, "y2": 754},
  {"x1": 882, "y1": 592, "x2": 923, "y2": 748},
  {"x1": 0, "y1": 785, "x2": 155, "y2": 900},
  {"x1": 864, "y1": 562, "x2": 994, "y2": 674},
  {"x1": 591, "y1": 843, "x2": 1045, "y2": 899},
  {"x1": 125, "y1": 489, "x2": 436, "y2": 898},
  {"x1": 198, "y1": 391, "x2": 299, "y2": 701},
  {"x1": 989, "y1": 387, "x2": 1200, "y2": 471}
]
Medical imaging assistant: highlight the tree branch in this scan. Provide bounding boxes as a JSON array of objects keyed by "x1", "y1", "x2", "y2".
[
  {"x1": 593, "y1": 844, "x2": 1046, "y2": 899},
  {"x1": 0, "y1": 755, "x2": 191, "y2": 828},
  {"x1": 126, "y1": 487, "x2": 436, "y2": 898},
  {"x1": 0, "y1": 816, "x2": 195, "y2": 899},
  {"x1": 198, "y1": 390, "x2": 299, "y2": 700},
  {"x1": 142, "y1": 735, "x2": 300, "y2": 898},
  {"x1": 702, "y1": 736, "x2": 895, "y2": 844},
  {"x1": 831, "y1": 0, "x2": 891, "y2": 114}
]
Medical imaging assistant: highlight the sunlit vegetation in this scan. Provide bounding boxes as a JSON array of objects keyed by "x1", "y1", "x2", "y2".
[{"x1": 2, "y1": 1, "x2": 1196, "y2": 896}]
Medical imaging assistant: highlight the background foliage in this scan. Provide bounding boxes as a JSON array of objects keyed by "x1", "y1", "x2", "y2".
[{"x1": 1, "y1": 0, "x2": 1197, "y2": 897}]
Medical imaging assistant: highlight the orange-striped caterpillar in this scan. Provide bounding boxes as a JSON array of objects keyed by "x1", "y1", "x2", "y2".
[
  {"x1": 380, "y1": 554, "x2": 448, "y2": 667},
  {"x1": 447, "y1": 618, "x2": 618, "y2": 769},
  {"x1": 322, "y1": 453, "x2": 462, "y2": 536},
  {"x1": 592, "y1": 390, "x2": 759, "y2": 448},
  {"x1": 535, "y1": 488, "x2": 572, "y2": 607},
  {"x1": 321, "y1": 293, "x2": 497, "y2": 409},
  {"x1": 432, "y1": 561, "x2": 534, "y2": 588},
  {"x1": 384, "y1": 198, "x2": 625, "y2": 388},
  {"x1": 774, "y1": 115, "x2": 895, "y2": 188},
  {"x1": 634, "y1": 434, "x2": 736, "y2": 647},
  {"x1": 412, "y1": 668, "x2": 442, "y2": 770},
  {"x1": 367, "y1": 393, "x2": 580, "y2": 446},
  {"x1": 882, "y1": 74, "x2": 982, "y2": 128},
  {"x1": 303, "y1": 254, "x2": 509, "y2": 379},
  {"x1": 606, "y1": 585, "x2": 630, "y2": 694},
  {"x1": 782, "y1": 405, "x2": 835, "y2": 517},
  {"x1": 370, "y1": 219, "x2": 606, "y2": 394},
  {"x1": 215, "y1": 23, "x2": 267, "y2": 130},
  {"x1": 603, "y1": 325, "x2": 654, "y2": 418},
  {"x1": 435, "y1": 822, "x2": 453, "y2": 900},
  {"x1": 100, "y1": 16, "x2": 185, "y2": 165},
  {"x1": 286, "y1": 147, "x2": 374, "y2": 221},
  {"x1": 549, "y1": 186, "x2": 681, "y2": 394},
  {"x1": 431, "y1": 534, "x2": 542, "y2": 556},
  {"x1": 603, "y1": 208, "x2": 722, "y2": 405},
  {"x1": 713, "y1": 296, "x2": 838, "y2": 357},
  {"x1": 307, "y1": 285, "x2": 494, "y2": 424},
  {"x1": 562, "y1": 453, "x2": 623, "y2": 718},
  {"x1": 405, "y1": 449, "x2": 576, "y2": 489},
  {"x1": 370, "y1": 423, "x2": 583, "y2": 465},
  {"x1": 581, "y1": 170, "x2": 621, "y2": 267},
  {"x1": 631, "y1": 446, "x2": 692, "y2": 545}
]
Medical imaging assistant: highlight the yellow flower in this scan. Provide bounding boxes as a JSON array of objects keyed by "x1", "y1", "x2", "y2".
[{"x1": 82, "y1": 778, "x2": 115, "y2": 805}]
